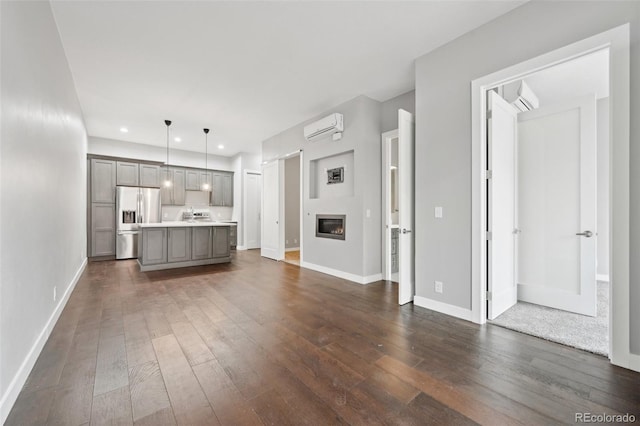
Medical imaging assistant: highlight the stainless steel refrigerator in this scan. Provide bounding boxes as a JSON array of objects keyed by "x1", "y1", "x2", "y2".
[{"x1": 116, "y1": 186, "x2": 161, "y2": 259}]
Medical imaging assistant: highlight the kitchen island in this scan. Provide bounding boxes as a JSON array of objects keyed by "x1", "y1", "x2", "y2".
[{"x1": 137, "y1": 221, "x2": 232, "y2": 271}]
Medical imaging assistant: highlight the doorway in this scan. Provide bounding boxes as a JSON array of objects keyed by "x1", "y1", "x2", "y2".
[
  {"x1": 382, "y1": 109, "x2": 415, "y2": 305},
  {"x1": 485, "y1": 50, "x2": 609, "y2": 354},
  {"x1": 283, "y1": 154, "x2": 302, "y2": 266},
  {"x1": 244, "y1": 170, "x2": 262, "y2": 250},
  {"x1": 471, "y1": 25, "x2": 631, "y2": 366}
]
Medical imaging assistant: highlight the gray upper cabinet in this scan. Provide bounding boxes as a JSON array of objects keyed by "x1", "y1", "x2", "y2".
[
  {"x1": 139, "y1": 164, "x2": 161, "y2": 188},
  {"x1": 161, "y1": 168, "x2": 186, "y2": 205},
  {"x1": 116, "y1": 161, "x2": 139, "y2": 186},
  {"x1": 211, "y1": 172, "x2": 233, "y2": 206},
  {"x1": 141, "y1": 228, "x2": 167, "y2": 265},
  {"x1": 185, "y1": 169, "x2": 200, "y2": 190},
  {"x1": 91, "y1": 159, "x2": 116, "y2": 203},
  {"x1": 91, "y1": 203, "x2": 115, "y2": 256},
  {"x1": 222, "y1": 173, "x2": 233, "y2": 206},
  {"x1": 200, "y1": 171, "x2": 212, "y2": 192},
  {"x1": 192, "y1": 227, "x2": 213, "y2": 260},
  {"x1": 213, "y1": 227, "x2": 230, "y2": 257},
  {"x1": 168, "y1": 227, "x2": 191, "y2": 263}
]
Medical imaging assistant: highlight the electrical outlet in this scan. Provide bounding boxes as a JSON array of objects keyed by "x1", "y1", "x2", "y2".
[
  {"x1": 286, "y1": 239, "x2": 289, "y2": 244},
  {"x1": 435, "y1": 206, "x2": 443, "y2": 218},
  {"x1": 53, "y1": 286, "x2": 57, "y2": 302},
  {"x1": 434, "y1": 281, "x2": 443, "y2": 294},
  {"x1": 294, "y1": 239, "x2": 297, "y2": 244}
]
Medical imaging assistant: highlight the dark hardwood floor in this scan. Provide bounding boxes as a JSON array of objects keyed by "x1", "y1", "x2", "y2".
[{"x1": 7, "y1": 250, "x2": 640, "y2": 425}]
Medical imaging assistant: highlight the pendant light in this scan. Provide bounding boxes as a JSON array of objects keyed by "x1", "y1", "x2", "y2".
[
  {"x1": 202, "y1": 128, "x2": 210, "y2": 190},
  {"x1": 163, "y1": 119, "x2": 172, "y2": 187}
]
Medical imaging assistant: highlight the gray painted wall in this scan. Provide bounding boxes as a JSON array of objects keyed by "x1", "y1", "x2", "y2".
[
  {"x1": 597, "y1": 97, "x2": 610, "y2": 279},
  {"x1": 413, "y1": 1, "x2": 639, "y2": 352},
  {"x1": 1, "y1": 0, "x2": 88, "y2": 415},
  {"x1": 263, "y1": 95, "x2": 382, "y2": 278},
  {"x1": 285, "y1": 156, "x2": 301, "y2": 249},
  {"x1": 381, "y1": 90, "x2": 415, "y2": 133}
]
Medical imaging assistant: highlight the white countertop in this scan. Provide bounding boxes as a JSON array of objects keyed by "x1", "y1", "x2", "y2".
[{"x1": 139, "y1": 221, "x2": 232, "y2": 228}]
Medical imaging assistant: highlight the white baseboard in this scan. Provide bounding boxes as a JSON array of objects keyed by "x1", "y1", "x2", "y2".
[
  {"x1": 413, "y1": 295, "x2": 474, "y2": 322},
  {"x1": 596, "y1": 274, "x2": 610, "y2": 283},
  {"x1": 627, "y1": 352, "x2": 640, "y2": 373},
  {"x1": 236, "y1": 245, "x2": 247, "y2": 251},
  {"x1": 301, "y1": 261, "x2": 382, "y2": 285},
  {"x1": 0, "y1": 258, "x2": 87, "y2": 424},
  {"x1": 285, "y1": 247, "x2": 300, "y2": 252}
]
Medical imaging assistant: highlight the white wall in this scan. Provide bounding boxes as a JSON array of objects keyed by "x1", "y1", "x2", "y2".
[
  {"x1": 0, "y1": 1, "x2": 88, "y2": 421},
  {"x1": 263, "y1": 95, "x2": 382, "y2": 280},
  {"x1": 413, "y1": 1, "x2": 639, "y2": 352},
  {"x1": 285, "y1": 156, "x2": 301, "y2": 249},
  {"x1": 89, "y1": 136, "x2": 233, "y2": 171}
]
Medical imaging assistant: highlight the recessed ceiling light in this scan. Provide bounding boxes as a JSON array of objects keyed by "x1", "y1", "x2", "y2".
[
  {"x1": 217, "y1": 144, "x2": 224, "y2": 149},
  {"x1": 120, "y1": 127, "x2": 128, "y2": 133},
  {"x1": 174, "y1": 137, "x2": 181, "y2": 142}
]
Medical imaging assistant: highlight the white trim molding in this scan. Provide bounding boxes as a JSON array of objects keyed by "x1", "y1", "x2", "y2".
[
  {"x1": 0, "y1": 258, "x2": 88, "y2": 424},
  {"x1": 596, "y1": 274, "x2": 610, "y2": 283},
  {"x1": 285, "y1": 247, "x2": 300, "y2": 252},
  {"x1": 301, "y1": 261, "x2": 382, "y2": 285},
  {"x1": 413, "y1": 296, "x2": 474, "y2": 322}
]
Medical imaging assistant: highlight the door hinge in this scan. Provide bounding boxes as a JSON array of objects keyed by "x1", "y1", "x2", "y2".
[
  {"x1": 486, "y1": 291, "x2": 492, "y2": 301},
  {"x1": 487, "y1": 110, "x2": 493, "y2": 120},
  {"x1": 485, "y1": 170, "x2": 492, "y2": 180},
  {"x1": 486, "y1": 231, "x2": 492, "y2": 241}
]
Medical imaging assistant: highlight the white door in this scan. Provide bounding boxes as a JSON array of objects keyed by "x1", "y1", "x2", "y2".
[
  {"x1": 261, "y1": 160, "x2": 284, "y2": 260},
  {"x1": 517, "y1": 95, "x2": 597, "y2": 316},
  {"x1": 244, "y1": 171, "x2": 262, "y2": 249},
  {"x1": 398, "y1": 109, "x2": 415, "y2": 305},
  {"x1": 487, "y1": 91, "x2": 519, "y2": 320}
]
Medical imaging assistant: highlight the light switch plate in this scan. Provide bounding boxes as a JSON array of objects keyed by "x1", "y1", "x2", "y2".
[
  {"x1": 366, "y1": 209, "x2": 371, "y2": 218},
  {"x1": 435, "y1": 206, "x2": 443, "y2": 218},
  {"x1": 435, "y1": 281, "x2": 443, "y2": 293}
]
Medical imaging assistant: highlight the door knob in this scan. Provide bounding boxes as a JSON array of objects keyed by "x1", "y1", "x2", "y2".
[
  {"x1": 576, "y1": 230, "x2": 593, "y2": 238},
  {"x1": 402, "y1": 228, "x2": 412, "y2": 234}
]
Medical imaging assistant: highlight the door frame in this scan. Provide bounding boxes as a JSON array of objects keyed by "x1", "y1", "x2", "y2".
[
  {"x1": 471, "y1": 24, "x2": 631, "y2": 369},
  {"x1": 381, "y1": 129, "x2": 399, "y2": 281},
  {"x1": 243, "y1": 169, "x2": 262, "y2": 250},
  {"x1": 282, "y1": 151, "x2": 304, "y2": 265}
]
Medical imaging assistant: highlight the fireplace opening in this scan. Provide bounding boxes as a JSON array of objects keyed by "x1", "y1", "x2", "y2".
[{"x1": 316, "y1": 214, "x2": 346, "y2": 240}]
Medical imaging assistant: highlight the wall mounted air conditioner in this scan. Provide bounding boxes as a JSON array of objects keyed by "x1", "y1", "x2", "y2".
[
  {"x1": 304, "y1": 113, "x2": 344, "y2": 141},
  {"x1": 503, "y1": 80, "x2": 540, "y2": 112}
]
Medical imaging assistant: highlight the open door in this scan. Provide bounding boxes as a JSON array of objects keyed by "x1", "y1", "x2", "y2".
[
  {"x1": 261, "y1": 160, "x2": 284, "y2": 260},
  {"x1": 398, "y1": 109, "x2": 415, "y2": 305},
  {"x1": 517, "y1": 96, "x2": 597, "y2": 316},
  {"x1": 487, "y1": 91, "x2": 518, "y2": 319}
]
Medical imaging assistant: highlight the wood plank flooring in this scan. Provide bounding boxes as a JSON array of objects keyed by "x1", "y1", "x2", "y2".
[{"x1": 7, "y1": 250, "x2": 640, "y2": 425}]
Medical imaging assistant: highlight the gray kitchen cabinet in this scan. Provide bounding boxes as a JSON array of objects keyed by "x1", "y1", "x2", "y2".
[
  {"x1": 192, "y1": 227, "x2": 213, "y2": 260},
  {"x1": 161, "y1": 168, "x2": 186, "y2": 205},
  {"x1": 200, "y1": 171, "x2": 212, "y2": 192},
  {"x1": 139, "y1": 164, "x2": 161, "y2": 188},
  {"x1": 141, "y1": 228, "x2": 167, "y2": 265},
  {"x1": 229, "y1": 225, "x2": 237, "y2": 249},
  {"x1": 116, "y1": 161, "x2": 139, "y2": 186},
  {"x1": 185, "y1": 169, "x2": 200, "y2": 190},
  {"x1": 167, "y1": 227, "x2": 191, "y2": 262},
  {"x1": 91, "y1": 203, "x2": 115, "y2": 256},
  {"x1": 213, "y1": 227, "x2": 230, "y2": 258},
  {"x1": 211, "y1": 172, "x2": 233, "y2": 206},
  {"x1": 91, "y1": 159, "x2": 116, "y2": 203}
]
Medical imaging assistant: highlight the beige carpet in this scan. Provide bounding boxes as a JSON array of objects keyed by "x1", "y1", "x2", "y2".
[{"x1": 490, "y1": 282, "x2": 609, "y2": 356}]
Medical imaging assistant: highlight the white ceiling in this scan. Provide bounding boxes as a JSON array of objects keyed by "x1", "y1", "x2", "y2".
[
  {"x1": 51, "y1": 1, "x2": 525, "y2": 156},
  {"x1": 524, "y1": 48, "x2": 609, "y2": 106}
]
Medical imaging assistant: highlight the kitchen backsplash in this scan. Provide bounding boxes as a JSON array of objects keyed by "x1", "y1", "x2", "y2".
[{"x1": 161, "y1": 190, "x2": 233, "y2": 221}]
